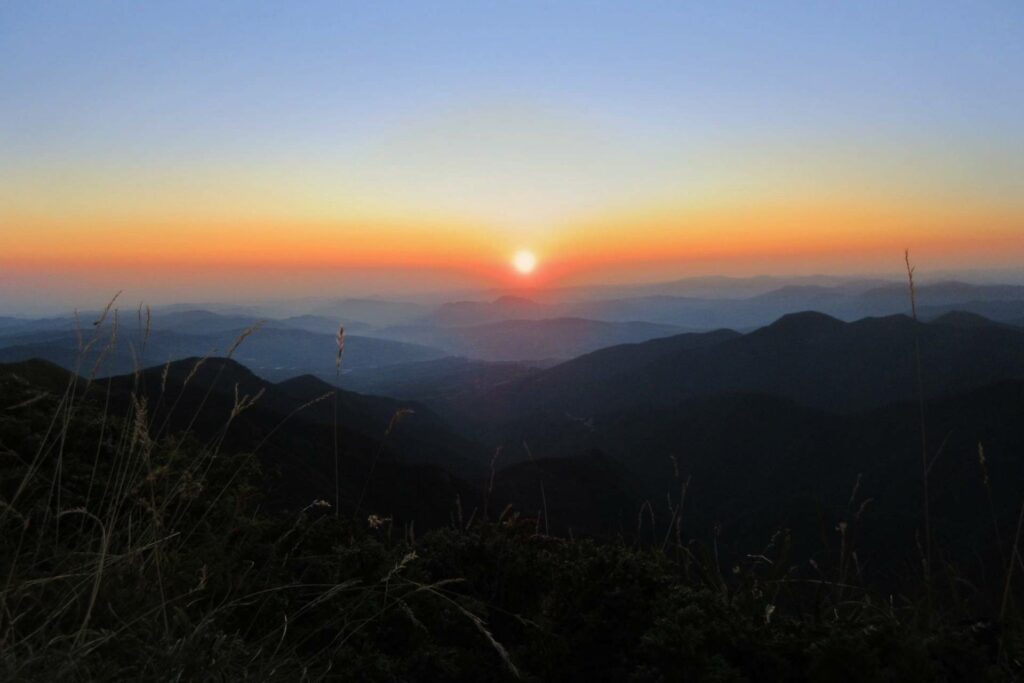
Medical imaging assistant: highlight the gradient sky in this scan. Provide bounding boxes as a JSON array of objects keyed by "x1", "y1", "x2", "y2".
[{"x1": 2, "y1": 1, "x2": 1023, "y2": 307}]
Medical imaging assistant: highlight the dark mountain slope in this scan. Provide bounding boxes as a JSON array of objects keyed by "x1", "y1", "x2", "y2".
[
  {"x1": 486, "y1": 381, "x2": 1024, "y2": 582},
  {"x1": 120, "y1": 358, "x2": 487, "y2": 477},
  {"x1": 5, "y1": 354, "x2": 1024, "y2": 595},
  {"x1": 457, "y1": 327, "x2": 740, "y2": 419},
  {"x1": 928, "y1": 310, "x2": 1009, "y2": 328},
  {"x1": 484, "y1": 312, "x2": 1024, "y2": 417},
  {"x1": 77, "y1": 358, "x2": 485, "y2": 524},
  {"x1": 0, "y1": 357, "x2": 481, "y2": 525}
]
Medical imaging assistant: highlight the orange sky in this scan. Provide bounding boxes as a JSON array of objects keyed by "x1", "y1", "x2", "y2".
[
  {"x1": 3, "y1": 3, "x2": 1023, "y2": 306},
  {"x1": 4, "y1": 195, "x2": 1023, "y2": 295}
]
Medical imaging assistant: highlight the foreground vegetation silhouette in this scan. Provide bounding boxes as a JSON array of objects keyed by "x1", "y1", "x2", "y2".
[{"x1": 1, "y1": 303, "x2": 1022, "y2": 681}]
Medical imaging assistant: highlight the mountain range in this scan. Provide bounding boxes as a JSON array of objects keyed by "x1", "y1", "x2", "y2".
[
  {"x1": 452, "y1": 311, "x2": 1024, "y2": 420},
  {"x1": 5, "y1": 307, "x2": 1024, "y2": 577}
]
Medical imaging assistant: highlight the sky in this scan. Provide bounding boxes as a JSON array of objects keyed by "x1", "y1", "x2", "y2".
[{"x1": 2, "y1": 1, "x2": 1023, "y2": 309}]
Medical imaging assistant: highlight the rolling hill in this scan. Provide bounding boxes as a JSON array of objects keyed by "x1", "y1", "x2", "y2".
[
  {"x1": 0, "y1": 356, "x2": 482, "y2": 523},
  {"x1": 475, "y1": 311, "x2": 1024, "y2": 418}
]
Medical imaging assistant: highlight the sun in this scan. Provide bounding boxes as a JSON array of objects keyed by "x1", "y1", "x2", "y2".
[{"x1": 512, "y1": 249, "x2": 537, "y2": 275}]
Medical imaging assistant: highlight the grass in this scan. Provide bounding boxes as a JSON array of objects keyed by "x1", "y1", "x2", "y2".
[
  {"x1": 0, "y1": 316, "x2": 486, "y2": 679},
  {"x1": 0, "y1": 293, "x2": 1022, "y2": 680}
]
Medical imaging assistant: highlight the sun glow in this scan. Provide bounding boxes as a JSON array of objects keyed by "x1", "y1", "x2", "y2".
[{"x1": 512, "y1": 249, "x2": 537, "y2": 275}]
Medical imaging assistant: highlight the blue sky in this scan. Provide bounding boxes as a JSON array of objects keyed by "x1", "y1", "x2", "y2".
[{"x1": 5, "y1": 1, "x2": 1021, "y2": 158}]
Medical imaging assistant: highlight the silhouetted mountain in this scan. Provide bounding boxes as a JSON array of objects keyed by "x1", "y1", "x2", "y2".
[
  {"x1": 0, "y1": 314, "x2": 84, "y2": 337},
  {"x1": 536, "y1": 279, "x2": 1024, "y2": 330},
  {"x1": 6, "y1": 348, "x2": 1024, "y2": 600},
  {"x1": 928, "y1": 310, "x2": 1008, "y2": 328},
  {"x1": 859, "y1": 281, "x2": 1024, "y2": 314},
  {"x1": 0, "y1": 325, "x2": 447, "y2": 380},
  {"x1": 0, "y1": 356, "x2": 481, "y2": 525},
  {"x1": 449, "y1": 317, "x2": 682, "y2": 361},
  {"x1": 480, "y1": 312, "x2": 1024, "y2": 418},
  {"x1": 545, "y1": 274, "x2": 892, "y2": 301},
  {"x1": 458, "y1": 327, "x2": 738, "y2": 419},
  {"x1": 278, "y1": 314, "x2": 374, "y2": 335},
  {"x1": 129, "y1": 357, "x2": 485, "y2": 476},
  {"x1": 341, "y1": 356, "x2": 545, "y2": 409},
  {"x1": 377, "y1": 317, "x2": 683, "y2": 361},
  {"x1": 0, "y1": 328, "x2": 223, "y2": 378},
  {"x1": 147, "y1": 309, "x2": 278, "y2": 335},
  {"x1": 139, "y1": 309, "x2": 376, "y2": 337},
  {"x1": 919, "y1": 299, "x2": 1024, "y2": 324},
  {"x1": 0, "y1": 357, "x2": 81, "y2": 393},
  {"x1": 563, "y1": 295, "x2": 720, "y2": 326},
  {"x1": 428, "y1": 296, "x2": 549, "y2": 326},
  {"x1": 306, "y1": 298, "x2": 428, "y2": 326},
  {"x1": 151, "y1": 302, "x2": 264, "y2": 316}
]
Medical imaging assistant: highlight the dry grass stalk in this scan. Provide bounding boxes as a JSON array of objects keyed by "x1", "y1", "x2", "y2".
[
  {"x1": 181, "y1": 355, "x2": 209, "y2": 388},
  {"x1": 979, "y1": 443, "x2": 1006, "y2": 566},
  {"x1": 230, "y1": 383, "x2": 266, "y2": 420},
  {"x1": 88, "y1": 309, "x2": 119, "y2": 383},
  {"x1": 139, "y1": 303, "x2": 152, "y2": 355},
  {"x1": 1001, "y1": 501, "x2": 1024, "y2": 623},
  {"x1": 226, "y1": 321, "x2": 265, "y2": 359},
  {"x1": 385, "y1": 409, "x2": 414, "y2": 437},
  {"x1": 415, "y1": 584, "x2": 521, "y2": 679},
  {"x1": 92, "y1": 291, "x2": 122, "y2": 328},
  {"x1": 4, "y1": 392, "x2": 51, "y2": 412},
  {"x1": 72, "y1": 309, "x2": 83, "y2": 353},
  {"x1": 661, "y1": 473, "x2": 691, "y2": 552},
  {"x1": 521, "y1": 441, "x2": 549, "y2": 535},
  {"x1": 484, "y1": 446, "x2": 501, "y2": 520},
  {"x1": 160, "y1": 358, "x2": 171, "y2": 395},
  {"x1": 335, "y1": 324, "x2": 346, "y2": 371}
]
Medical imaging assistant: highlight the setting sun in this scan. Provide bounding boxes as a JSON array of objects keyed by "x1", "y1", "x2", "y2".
[{"x1": 512, "y1": 249, "x2": 538, "y2": 275}]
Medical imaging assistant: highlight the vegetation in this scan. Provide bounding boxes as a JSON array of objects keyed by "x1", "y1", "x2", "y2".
[{"x1": 1, "y1": 311, "x2": 1023, "y2": 681}]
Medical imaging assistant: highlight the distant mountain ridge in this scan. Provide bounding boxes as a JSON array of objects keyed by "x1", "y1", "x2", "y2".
[
  {"x1": 474, "y1": 311, "x2": 1024, "y2": 418},
  {"x1": 375, "y1": 316, "x2": 684, "y2": 361},
  {"x1": 341, "y1": 356, "x2": 545, "y2": 407},
  {"x1": 428, "y1": 296, "x2": 549, "y2": 326},
  {"x1": 0, "y1": 324, "x2": 448, "y2": 381}
]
